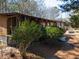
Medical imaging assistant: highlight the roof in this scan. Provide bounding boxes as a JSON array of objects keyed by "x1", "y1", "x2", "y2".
[{"x1": 0, "y1": 12, "x2": 65, "y2": 23}]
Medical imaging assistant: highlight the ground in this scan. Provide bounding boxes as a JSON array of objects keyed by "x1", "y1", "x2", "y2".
[
  {"x1": 55, "y1": 35, "x2": 79, "y2": 59},
  {"x1": 0, "y1": 34, "x2": 79, "y2": 59},
  {"x1": 27, "y1": 35, "x2": 79, "y2": 59},
  {"x1": 0, "y1": 47, "x2": 22, "y2": 59}
]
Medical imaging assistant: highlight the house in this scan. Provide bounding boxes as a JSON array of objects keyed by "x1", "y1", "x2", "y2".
[{"x1": 0, "y1": 12, "x2": 65, "y2": 44}]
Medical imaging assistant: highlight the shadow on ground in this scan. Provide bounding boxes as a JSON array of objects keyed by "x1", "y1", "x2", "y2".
[
  {"x1": 27, "y1": 41, "x2": 60, "y2": 59},
  {"x1": 60, "y1": 43, "x2": 75, "y2": 51},
  {"x1": 27, "y1": 40, "x2": 76, "y2": 59}
]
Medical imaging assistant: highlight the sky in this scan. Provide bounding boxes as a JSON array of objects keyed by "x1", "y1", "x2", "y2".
[
  {"x1": 44, "y1": 0, "x2": 69, "y2": 19},
  {"x1": 44, "y1": 0, "x2": 62, "y2": 8}
]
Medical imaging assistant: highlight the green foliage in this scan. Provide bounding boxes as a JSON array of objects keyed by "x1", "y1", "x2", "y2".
[
  {"x1": 12, "y1": 20, "x2": 64, "y2": 58},
  {"x1": 60, "y1": 0, "x2": 79, "y2": 12},
  {"x1": 46, "y1": 26, "x2": 64, "y2": 40},
  {"x1": 12, "y1": 20, "x2": 43, "y2": 58},
  {"x1": 70, "y1": 15, "x2": 79, "y2": 28},
  {"x1": 60, "y1": 0, "x2": 79, "y2": 28},
  {"x1": 12, "y1": 20, "x2": 43, "y2": 49}
]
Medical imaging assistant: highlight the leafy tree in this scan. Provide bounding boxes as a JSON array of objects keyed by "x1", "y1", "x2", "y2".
[
  {"x1": 12, "y1": 20, "x2": 43, "y2": 58},
  {"x1": 60, "y1": 0, "x2": 79, "y2": 12},
  {"x1": 60, "y1": 0, "x2": 79, "y2": 28},
  {"x1": 70, "y1": 15, "x2": 79, "y2": 28}
]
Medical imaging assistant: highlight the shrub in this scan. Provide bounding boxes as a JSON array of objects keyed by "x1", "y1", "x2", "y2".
[
  {"x1": 46, "y1": 26, "x2": 64, "y2": 40},
  {"x1": 12, "y1": 20, "x2": 43, "y2": 58},
  {"x1": 38, "y1": 26, "x2": 47, "y2": 41}
]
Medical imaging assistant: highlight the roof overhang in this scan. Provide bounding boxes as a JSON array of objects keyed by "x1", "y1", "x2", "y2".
[{"x1": 0, "y1": 12, "x2": 65, "y2": 23}]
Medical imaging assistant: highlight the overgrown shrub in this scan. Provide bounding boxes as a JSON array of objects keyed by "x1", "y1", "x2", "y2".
[
  {"x1": 46, "y1": 26, "x2": 64, "y2": 40},
  {"x1": 12, "y1": 20, "x2": 43, "y2": 58},
  {"x1": 12, "y1": 20, "x2": 64, "y2": 58}
]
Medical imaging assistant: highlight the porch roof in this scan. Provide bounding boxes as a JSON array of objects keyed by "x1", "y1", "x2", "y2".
[{"x1": 0, "y1": 12, "x2": 65, "y2": 23}]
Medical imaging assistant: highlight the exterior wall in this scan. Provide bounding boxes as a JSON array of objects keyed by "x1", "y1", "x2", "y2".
[{"x1": 0, "y1": 15, "x2": 7, "y2": 36}]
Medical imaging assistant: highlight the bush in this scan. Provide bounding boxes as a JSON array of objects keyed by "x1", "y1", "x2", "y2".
[
  {"x1": 12, "y1": 20, "x2": 43, "y2": 58},
  {"x1": 38, "y1": 26, "x2": 47, "y2": 41},
  {"x1": 46, "y1": 26, "x2": 64, "y2": 40},
  {"x1": 12, "y1": 20, "x2": 64, "y2": 58}
]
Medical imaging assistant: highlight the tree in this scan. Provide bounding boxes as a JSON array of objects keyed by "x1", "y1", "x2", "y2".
[
  {"x1": 8, "y1": 3, "x2": 20, "y2": 12},
  {"x1": 70, "y1": 15, "x2": 79, "y2": 28},
  {"x1": 12, "y1": 20, "x2": 43, "y2": 58},
  {"x1": 0, "y1": 0, "x2": 8, "y2": 12},
  {"x1": 20, "y1": 0, "x2": 38, "y2": 15},
  {"x1": 0, "y1": 0, "x2": 60, "y2": 19},
  {"x1": 59, "y1": 0, "x2": 79, "y2": 28},
  {"x1": 60, "y1": 0, "x2": 79, "y2": 12},
  {"x1": 43, "y1": 7, "x2": 59, "y2": 19}
]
